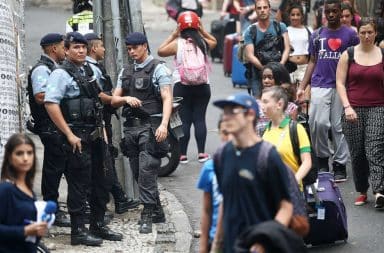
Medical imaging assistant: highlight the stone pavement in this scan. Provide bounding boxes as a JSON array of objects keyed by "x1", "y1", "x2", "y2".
[
  {"x1": 27, "y1": 1, "x2": 221, "y2": 252},
  {"x1": 30, "y1": 129, "x2": 191, "y2": 253}
]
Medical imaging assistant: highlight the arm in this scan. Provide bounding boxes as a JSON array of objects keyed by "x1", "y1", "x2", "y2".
[
  {"x1": 156, "y1": 84, "x2": 173, "y2": 142},
  {"x1": 295, "y1": 152, "x2": 312, "y2": 182},
  {"x1": 274, "y1": 199, "x2": 293, "y2": 227},
  {"x1": 45, "y1": 102, "x2": 82, "y2": 153},
  {"x1": 98, "y1": 92, "x2": 113, "y2": 105},
  {"x1": 210, "y1": 202, "x2": 224, "y2": 252},
  {"x1": 34, "y1": 93, "x2": 45, "y2": 104},
  {"x1": 296, "y1": 55, "x2": 316, "y2": 101},
  {"x1": 336, "y1": 51, "x2": 357, "y2": 122},
  {"x1": 158, "y1": 29, "x2": 179, "y2": 57},
  {"x1": 199, "y1": 21, "x2": 217, "y2": 50},
  {"x1": 245, "y1": 43, "x2": 263, "y2": 70},
  {"x1": 111, "y1": 87, "x2": 142, "y2": 108},
  {"x1": 220, "y1": 0, "x2": 231, "y2": 18},
  {"x1": 280, "y1": 32, "x2": 290, "y2": 64},
  {"x1": 199, "y1": 192, "x2": 212, "y2": 253}
]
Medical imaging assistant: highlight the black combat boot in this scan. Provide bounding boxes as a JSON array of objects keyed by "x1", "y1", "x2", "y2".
[
  {"x1": 53, "y1": 209, "x2": 71, "y2": 227},
  {"x1": 333, "y1": 161, "x2": 347, "y2": 183},
  {"x1": 111, "y1": 184, "x2": 140, "y2": 214},
  {"x1": 84, "y1": 202, "x2": 113, "y2": 225},
  {"x1": 70, "y1": 216, "x2": 103, "y2": 246},
  {"x1": 318, "y1": 157, "x2": 329, "y2": 172},
  {"x1": 89, "y1": 221, "x2": 123, "y2": 241},
  {"x1": 139, "y1": 204, "x2": 155, "y2": 234},
  {"x1": 138, "y1": 196, "x2": 165, "y2": 225},
  {"x1": 153, "y1": 196, "x2": 166, "y2": 223}
]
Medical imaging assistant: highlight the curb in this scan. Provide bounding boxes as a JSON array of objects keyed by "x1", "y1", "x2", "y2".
[{"x1": 160, "y1": 187, "x2": 193, "y2": 253}]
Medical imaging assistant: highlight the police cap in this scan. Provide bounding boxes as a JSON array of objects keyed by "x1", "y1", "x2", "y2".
[
  {"x1": 84, "y1": 32, "x2": 101, "y2": 41},
  {"x1": 40, "y1": 33, "x2": 64, "y2": 46},
  {"x1": 125, "y1": 32, "x2": 148, "y2": 45},
  {"x1": 65, "y1": 32, "x2": 88, "y2": 45}
]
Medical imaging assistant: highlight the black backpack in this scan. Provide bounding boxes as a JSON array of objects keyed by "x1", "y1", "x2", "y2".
[{"x1": 289, "y1": 119, "x2": 318, "y2": 186}]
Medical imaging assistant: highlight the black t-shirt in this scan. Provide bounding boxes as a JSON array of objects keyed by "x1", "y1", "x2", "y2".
[{"x1": 215, "y1": 141, "x2": 291, "y2": 253}]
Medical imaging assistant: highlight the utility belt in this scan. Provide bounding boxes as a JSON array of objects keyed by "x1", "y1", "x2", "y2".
[{"x1": 123, "y1": 116, "x2": 161, "y2": 128}]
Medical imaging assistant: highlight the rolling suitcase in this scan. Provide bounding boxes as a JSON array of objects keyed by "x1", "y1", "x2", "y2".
[
  {"x1": 223, "y1": 33, "x2": 238, "y2": 77},
  {"x1": 210, "y1": 19, "x2": 236, "y2": 62},
  {"x1": 304, "y1": 172, "x2": 348, "y2": 246},
  {"x1": 231, "y1": 44, "x2": 247, "y2": 87}
]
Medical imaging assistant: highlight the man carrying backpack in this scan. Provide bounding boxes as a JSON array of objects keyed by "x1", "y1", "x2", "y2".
[
  {"x1": 244, "y1": 0, "x2": 290, "y2": 98},
  {"x1": 296, "y1": 0, "x2": 359, "y2": 182},
  {"x1": 27, "y1": 33, "x2": 71, "y2": 228},
  {"x1": 210, "y1": 92, "x2": 293, "y2": 253}
]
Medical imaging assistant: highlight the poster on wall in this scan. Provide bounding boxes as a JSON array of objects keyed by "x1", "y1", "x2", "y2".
[{"x1": 0, "y1": 0, "x2": 21, "y2": 164}]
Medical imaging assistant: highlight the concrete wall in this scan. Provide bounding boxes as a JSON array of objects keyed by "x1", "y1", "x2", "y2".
[{"x1": 27, "y1": 0, "x2": 71, "y2": 7}]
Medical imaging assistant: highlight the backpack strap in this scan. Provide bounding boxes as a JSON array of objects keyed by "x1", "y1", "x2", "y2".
[
  {"x1": 289, "y1": 119, "x2": 301, "y2": 164},
  {"x1": 272, "y1": 20, "x2": 282, "y2": 36},
  {"x1": 304, "y1": 26, "x2": 312, "y2": 41},
  {"x1": 256, "y1": 141, "x2": 273, "y2": 172},
  {"x1": 313, "y1": 26, "x2": 323, "y2": 61}
]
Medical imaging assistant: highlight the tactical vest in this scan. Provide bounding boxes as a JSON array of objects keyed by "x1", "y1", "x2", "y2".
[
  {"x1": 59, "y1": 60, "x2": 99, "y2": 126},
  {"x1": 67, "y1": 10, "x2": 93, "y2": 34},
  {"x1": 121, "y1": 59, "x2": 163, "y2": 118},
  {"x1": 27, "y1": 55, "x2": 56, "y2": 131},
  {"x1": 86, "y1": 60, "x2": 113, "y2": 93}
]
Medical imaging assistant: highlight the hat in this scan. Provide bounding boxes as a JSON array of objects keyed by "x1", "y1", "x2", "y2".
[
  {"x1": 213, "y1": 92, "x2": 260, "y2": 118},
  {"x1": 177, "y1": 11, "x2": 199, "y2": 31},
  {"x1": 40, "y1": 33, "x2": 64, "y2": 46},
  {"x1": 125, "y1": 32, "x2": 148, "y2": 45},
  {"x1": 84, "y1": 32, "x2": 101, "y2": 41},
  {"x1": 65, "y1": 32, "x2": 88, "y2": 45}
]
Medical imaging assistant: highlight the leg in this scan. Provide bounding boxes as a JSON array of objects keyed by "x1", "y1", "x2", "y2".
[
  {"x1": 365, "y1": 107, "x2": 384, "y2": 196},
  {"x1": 174, "y1": 83, "x2": 193, "y2": 156},
  {"x1": 66, "y1": 141, "x2": 102, "y2": 246},
  {"x1": 192, "y1": 84, "x2": 211, "y2": 154},
  {"x1": 89, "y1": 139, "x2": 122, "y2": 241},
  {"x1": 40, "y1": 134, "x2": 70, "y2": 227},
  {"x1": 137, "y1": 127, "x2": 161, "y2": 233},
  {"x1": 309, "y1": 87, "x2": 332, "y2": 170},
  {"x1": 342, "y1": 108, "x2": 369, "y2": 194}
]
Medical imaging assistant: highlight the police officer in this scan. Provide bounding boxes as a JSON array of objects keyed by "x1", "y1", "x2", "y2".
[
  {"x1": 66, "y1": 0, "x2": 93, "y2": 34},
  {"x1": 112, "y1": 32, "x2": 173, "y2": 233},
  {"x1": 84, "y1": 32, "x2": 140, "y2": 214},
  {"x1": 27, "y1": 33, "x2": 71, "y2": 227},
  {"x1": 44, "y1": 32, "x2": 122, "y2": 246}
]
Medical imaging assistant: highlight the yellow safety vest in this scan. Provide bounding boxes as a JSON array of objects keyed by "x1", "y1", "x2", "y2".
[{"x1": 67, "y1": 10, "x2": 94, "y2": 34}]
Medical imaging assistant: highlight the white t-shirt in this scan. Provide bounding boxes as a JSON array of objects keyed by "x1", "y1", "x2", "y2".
[{"x1": 287, "y1": 26, "x2": 313, "y2": 56}]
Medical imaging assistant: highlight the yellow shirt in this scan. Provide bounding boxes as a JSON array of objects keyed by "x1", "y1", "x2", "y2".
[{"x1": 262, "y1": 117, "x2": 311, "y2": 189}]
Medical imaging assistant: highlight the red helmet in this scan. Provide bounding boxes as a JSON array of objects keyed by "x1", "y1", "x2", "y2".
[{"x1": 177, "y1": 11, "x2": 199, "y2": 31}]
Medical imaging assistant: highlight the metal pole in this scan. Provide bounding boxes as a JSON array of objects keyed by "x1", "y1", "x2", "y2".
[
  {"x1": 93, "y1": 0, "x2": 103, "y2": 36},
  {"x1": 125, "y1": 0, "x2": 143, "y2": 33}
]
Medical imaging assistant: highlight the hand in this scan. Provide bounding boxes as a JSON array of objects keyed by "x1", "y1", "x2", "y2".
[
  {"x1": 296, "y1": 88, "x2": 305, "y2": 102},
  {"x1": 250, "y1": 243, "x2": 265, "y2": 253},
  {"x1": 219, "y1": 11, "x2": 228, "y2": 20},
  {"x1": 24, "y1": 222, "x2": 48, "y2": 237},
  {"x1": 344, "y1": 107, "x2": 357, "y2": 122},
  {"x1": 126, "y1": 96, "x2": 142, "y2": 108},
  {"x1": 209, "y1": 240, "x2": 223, "y2": 253},
  {"x1": 67, "y1": 133, "x2": 82, "y2": 153},
  {"x1": 155, "y1": 124, "x2": 168, "y2": 142},
  {"x1": 171, "y1": 27, "x2": 180, "y2": 38}
]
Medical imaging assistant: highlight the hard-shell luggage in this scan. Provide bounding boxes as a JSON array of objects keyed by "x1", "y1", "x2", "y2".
[
  {"x1": 223, "y1": 33, "x2": 238, "y2": 77},
  {"x1": 304, "y1": 172, "x2": 348, "y2": 246},
  {"x1": 210, "y1": 19, "x2": 236, "y2": 62},
  {"x1": 231, "y1": 44, "x2": 247, "y2": 87}
]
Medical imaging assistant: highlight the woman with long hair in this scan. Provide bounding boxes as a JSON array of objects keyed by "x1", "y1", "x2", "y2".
[
  {"x1": 336, "y1": 18, "x2": 384, "y2": 208},
  {"x1": 340, "y1": 3, "x2": 358, "y2": 32},
  {"x1": 158, "y1": 11, "x2": 217, "y2": 164},
  {"x1": 0, "y1": 133, "x2": 48, "y2": 252},
  {"x1": 261, "y1": 86, "x2": 312, "y2": 189}
]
